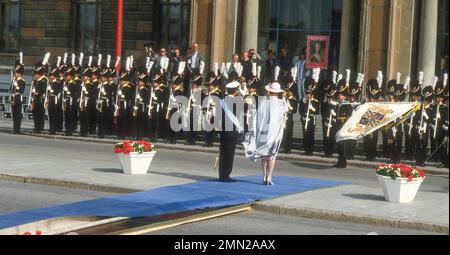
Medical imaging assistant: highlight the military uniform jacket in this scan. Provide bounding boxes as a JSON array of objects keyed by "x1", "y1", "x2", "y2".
[
  {"x1": 335, "y1": 101, "x2": 353, "y2": 129},
  {"x1": 430, "y1": 103, "x2": 446, "y2": 137},
  {"x1": 118, "y1": 83, "x2": 132, "y2": 110},
  {"x1": 300, "y1": 97, "x2": 319, "y2": 123},
  {"x1": 34, "y1": 76, "x2": 48, "y2": 100},
  {"x1": 135, "y1": 86, "x2": 150, "y2": 112},
  {"x1": 109, "y1": 82, "x2": 117, "y2": 106},
  {"x1": 49, "y1": 78, "x2": 61, "y2": 104},
  {"x1": 152, "y1": 84, "x2": 168, "y2": 113},
  {"x1": 12, "y1": 78, "x2": 26, "y2": 104}
]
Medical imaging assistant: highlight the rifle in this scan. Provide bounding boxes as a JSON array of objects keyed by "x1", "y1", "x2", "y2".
[
  {"x1": 114, "y1": 84, "x2": 121, "y2": 117},
  {"x1": 96, "y1": 82, "x2": 105, "y2": 113},
  {"x1": 408, "y1": 111, "x2": 415, "y2": 136},
  {"x1": 326, "y1": 108, "x2": 335, "y2": 138},
  {"x1": 9, "y1": 70, "x2": 15, "y2": 111},
  {"x1": 148, "y1": 87, "x2": 154, "y2": 118},
  {"x1": 79, "y1": 81, "x2": 86, "y2": 112},
  {"x1": 133, "y1": 85, "x2": 140, "y2": 117},
  {"x1": 165, "y1": 86, "x2": 174, "y2": 120},
  {"x1": 418, "y1": 102, "x2": 426, "y2": 140},
  {"x1": 44, "y1": 77, "x2": 50, "y2": 109},
  {"x1": 305, "y1": 97, "x2": 311, "y2": 130},
  {"x1": 62, "y1": 80, "x2": 67, "y2": 112},
  {"x1": 433, "y1": 103, "x2": 441, "y2": 139},
  {"x1": 27, "y1": 79, "x2": 35, "y2": 112}
]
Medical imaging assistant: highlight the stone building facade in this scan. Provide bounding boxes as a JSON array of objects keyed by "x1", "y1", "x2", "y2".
[{"x1": 1, "y1": 0, "x2": 448, "y2": 86}]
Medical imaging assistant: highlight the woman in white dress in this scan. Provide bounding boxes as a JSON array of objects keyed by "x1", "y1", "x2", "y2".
[{"x1": 243, "y1": 82, "x2": 288, "y2": 185}]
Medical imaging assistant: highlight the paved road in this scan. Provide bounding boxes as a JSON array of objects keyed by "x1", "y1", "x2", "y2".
[
  {"x1": 0, "y1": 181, "x2": 113, "y2": 215},
  {"x1": 0, "y1": 132, "x2": 448, "y2": 235},
  {"x1": 0, "y1": 132, "x2": 448, "y2": 193},
  {"x1": 147, "y1": 210, "x2": 440, "y2": 235},
  {"x1": 0, "y1": 133, "x2": 449, "y2": 192}
]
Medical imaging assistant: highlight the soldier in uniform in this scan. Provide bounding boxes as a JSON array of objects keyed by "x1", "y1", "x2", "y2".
[
  {"x1": 243, "y1": 63, "x2": 261, "y2": 134},
  {"x1": 404, "y1": 73, "x2": 423, "y2": 161},
  {"x1": 438, "y1": 80, "x2": 449, "y2": 168},
  {"x1": 107, "y1": 62, "x2": 118, "y2": 136},
  {"x1": 299, "y1": 69, "x2": 320, "y2": 156},
  {"x1": 97, "y1": 59, "x2": 111, "y2": 139},
  {"x1": 186, "y1": 70, "x2": 205, "y2": 145},
  {"x1": 11, "y1": 55, "x2": 26, "y2": 134},
  {"x1": 416, "y1": 85, "x2": 434, "y2": 166},
  {"x1": 56, "y1": 54, "x2": 68, "y2": 133},
  {"x1": 363, "y1": 73, "x2": 383, "y2": 161},
  {"x1": 63, "y1": 65, "x2": 78, "y2": 136},
  {"x1": 218, "y1": 72, "x2": 242, "y2": 182},
  {"x1": 166, "y1": 63, "x2": 186, "y2": 144},
  {"x1": 386, "y1": 74, "x2": 407, "y2": 164},
  {"x1": 47, "y1": 63, "x2": 61, "y2": 135},
  {"x1": 72, "y1": 54, "x2": 84, "y2": 133},
  {"x1": 322, "y1": 73, "x2": 339, "y2": 158},
  {"x1": 79, "y1": 62, "x2": 93, "y2": 137},
  {"x1": 31, "y1": 53, "x2": 50, "y2": 134},
  {"x1": 346, "y1": 74, "x2": 363, "y2": 160},
  {"x1": 90, "y1": 56, "x2": 102, "y2": 135},
  {"x1": 149, "y1": 68, "x2": 168, "y2": 142},
  {"x1": 333, "y1": 77, "x2": 353, "y2": 168},
  {"x1": 280, "y1": 67, "x2": 297, "y2": 154},
  {"x1": 115, "y1": 67, "x2": 132, "y2": 139},
  {"x1": 133, "y1": 67, "x2": 151, "y2": 140},
  {"x1": 432, "y1": 75, "x2": 448, "y2": 168},
  {"x1": 204, "y1": 70, "x2": 223, "y2": 147}
]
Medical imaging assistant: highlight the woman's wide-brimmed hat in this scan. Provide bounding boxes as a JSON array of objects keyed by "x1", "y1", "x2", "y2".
[{"x1": 265, "y1": 82, "x2": 284, "y2": 94}]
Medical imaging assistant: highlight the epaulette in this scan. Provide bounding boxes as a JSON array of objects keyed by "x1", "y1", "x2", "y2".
[{"x1": 38, "y1": 76, "x2": 48, "y2": 82}]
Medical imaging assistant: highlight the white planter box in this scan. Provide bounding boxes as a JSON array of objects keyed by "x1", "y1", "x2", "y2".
[
  {"x1": 376, "y1": 174, "x2": 425, "y2": 203},
  {"x1": 116, "y1": 152, "x2": 156, "y2": 175}
]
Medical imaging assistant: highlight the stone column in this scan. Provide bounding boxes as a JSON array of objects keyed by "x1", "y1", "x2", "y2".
[
  {"x1": 210, "y1": 0, "x2": 228, "y2": 67},
  {"x1": 241, "y1": 0, "x2": 259, "y2": 51},
  {"x1": 338, "y1": 0, "x2": 358, "y2": 74},
  {"x1": 417, "y1": 0, "x2": 438, "y2": 86}
]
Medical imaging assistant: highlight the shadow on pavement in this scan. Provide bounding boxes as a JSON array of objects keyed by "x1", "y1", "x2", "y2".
[
  {"x1": 342, "y1": 193, "x2": 386, "y2": 202},
  {"x1": 149, "y1": 171, "x2": 212, "y2": 181},
  {"x1": 92, "y1": 168, "x2": 124, "y2": 174},
  {"x1": 290, "y1": 161, "x2": 334, "y2": 170}
]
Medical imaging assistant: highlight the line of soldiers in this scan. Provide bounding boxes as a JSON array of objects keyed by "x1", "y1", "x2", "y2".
[
  {"x1": 10, "y1": 50, "x2": 449, "y2": 168},
  {"x1": 278, "y1": 66, "x2": 449, "y2": 169}
]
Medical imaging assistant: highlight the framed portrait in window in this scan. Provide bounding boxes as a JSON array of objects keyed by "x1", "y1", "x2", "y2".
[{"x1": 306, "y1": 35, "x2": 329, "y2": 70}]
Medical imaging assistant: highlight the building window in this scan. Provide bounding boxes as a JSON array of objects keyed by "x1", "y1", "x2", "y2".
[
  {"x1": 76, "y1": 0, "x2": 101, "y2": 54},
  {"x1": 258, "y1": 0, "x2": 344, "y2": 73},
  {"x1": 0, "y1": 0, "x2": 20, "y2": 51},
  {"x1": 157, "y1": 0, "x2": 190, "y2": 53},
  {"x1": 437, "y1": 0, "x2": 449, "y2": 76}
]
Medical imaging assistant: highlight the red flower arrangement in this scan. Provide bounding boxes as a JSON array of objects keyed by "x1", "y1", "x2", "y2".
[
  {"x1": 21, "y1": 231, "x2": 42, "y2": 235},
  {"x1": 376, "y1": 164, "x2": 426, "y2": 181},
  {"x1": 114, "y1": 140, "x2": 155, "y2": 155}
]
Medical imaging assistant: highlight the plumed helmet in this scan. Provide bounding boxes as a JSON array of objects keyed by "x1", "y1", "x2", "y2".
[
  {"x1": 367, "y1": 79, "x2": 381, "y2": 99},
  {"x1": 422, "y1": 86, "x2": 434, "y2": 100}
]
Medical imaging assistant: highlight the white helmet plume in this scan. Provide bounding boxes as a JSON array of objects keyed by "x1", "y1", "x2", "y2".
[
  {"x1": 97, "y1": 54, "x2": 102, "y2": 67},
  {"x1": 106, "y1": 55, "x2": 111, "y2": 68},
  {"x1": 79, "y1": 52, "x2": 84, "y2": 66},
  {"x1": 42, "y1": 52, "x2": 51, "y2": 65},
  {"x1": 332, "y1": 71, "x2": 338, "y2": 84},
  {"x1": 274, "y1": 66, "x2": 280, "y2": 81},
  {"x1": 377, "y1": 71, "x2": 383, "y2": 88}
]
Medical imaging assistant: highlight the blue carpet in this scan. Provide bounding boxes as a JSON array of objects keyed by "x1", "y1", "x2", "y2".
[{"x1": 0, "y1": 176, "x2": 349, "y2": 229}]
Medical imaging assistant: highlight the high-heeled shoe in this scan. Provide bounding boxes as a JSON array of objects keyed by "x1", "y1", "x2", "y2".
[{"x1": 267, "y1": 180, "x2": 274, "y2": 186}]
